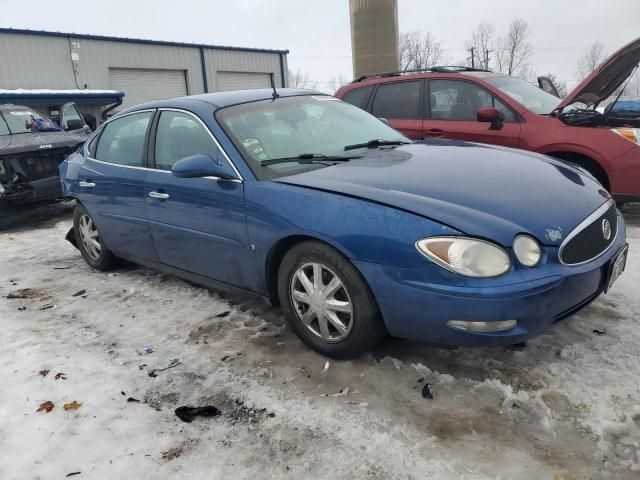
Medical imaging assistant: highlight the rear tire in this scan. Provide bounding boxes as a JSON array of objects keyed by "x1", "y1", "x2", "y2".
[
  {"x1": 277, "y1": 241, "x2": 386, "y2": 359},
  {"x1": 73, "y1": 203, "x2": 119, "y2": 271}
]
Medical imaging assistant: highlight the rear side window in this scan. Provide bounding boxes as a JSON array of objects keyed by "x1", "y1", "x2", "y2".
[
  {"x1": 341, "y1": 86, "x2": 375, "y2": 110},
  {"x1": 0, "y1": 114, "x2": 9, "y2": 136},
  {"x1": 154, "y1": 111, "x2": 223, "y2": 171},
  {"x1": 371, "y1": 81, "x2": 421, "y2": 119},
  {"x1": 95, "y1": 112, "x2": 153, "y2": 166},
  {"x1": 429, "y1": 79, "x2": 516, "y2": 122}
]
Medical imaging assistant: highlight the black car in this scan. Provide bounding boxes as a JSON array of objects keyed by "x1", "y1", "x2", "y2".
[{"x1": 0, "y1": 104, "x2": 89, "y2": 210}]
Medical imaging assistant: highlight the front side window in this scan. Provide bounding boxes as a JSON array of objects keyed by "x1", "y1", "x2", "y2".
[
  {"x1": 61, "y1": 103, "x2": 84, "y2": 130},
  {"x1": 371, "y1": 81, "x2": 421, "y2": 119},
  {"x1": 217, "y1": 95, "x2": 408, "y2": 180},
  {"x1": 429, "y1": 79, "x2": 515, "y2": 122},
  {"x1": 95, "y1": 111, "x2": 153, "y2": 166},
  {"x1": 341, "y1": 85, "x2": 375, "y2": 110},
  {"x1": 0, "y1": 107, "x2": 61, "y2": 134},
  {"x1": 486, "y1": 75, "x2": 561, "y2": 114},
  {"x1": 154, "y1": 111, "x2": 223, "y2": 171}
]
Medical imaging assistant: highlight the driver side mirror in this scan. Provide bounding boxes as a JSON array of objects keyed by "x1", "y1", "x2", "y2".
[
  {"x1": 171, "y1": 154, "x2": 237, "y2": 180},
  {"x1": 477, "y1": 107, "x2": 505, "y2": 131}
]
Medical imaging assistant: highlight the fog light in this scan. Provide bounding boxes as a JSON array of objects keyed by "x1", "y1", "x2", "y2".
[{"x1": 447, "y1": 320, "x2": 517, "y2": 332}]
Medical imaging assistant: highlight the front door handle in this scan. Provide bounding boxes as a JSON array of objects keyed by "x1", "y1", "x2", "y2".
[
  {"x1": 78, "y1": 181, "x2": 96, "y2": 188},
  {"x1": 148, "y1": 191, "x2": 170, "y2": 200}
]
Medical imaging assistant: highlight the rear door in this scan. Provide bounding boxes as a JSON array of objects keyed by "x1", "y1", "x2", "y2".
[
  {"x1": 144, "y1": 109, "x2": 253, "y2": 287},
  {"x1": 77, "y1": 110, "x2": 156, "y2": 260},
  {"x1": 424, "y1": 79, "x2": 521, "y2": 147},
  {"x1": 369, "y1": 80, "x2": 424, "y2": 139}
]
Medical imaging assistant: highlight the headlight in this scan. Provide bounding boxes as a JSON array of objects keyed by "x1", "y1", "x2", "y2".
[
  {"x1": 513, "y1": 234, "x2": 541, "y2": 267},
  {"x1": 612, "y1": 128, "x2": 640, "y2": 145},
  {"x1": 416, "y1": 237, "x2": 511, "y2": 278}
]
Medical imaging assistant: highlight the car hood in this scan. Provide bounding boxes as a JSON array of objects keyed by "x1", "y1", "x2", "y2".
[
  {"x1": 557, "y1": 36, "x2": 640, "y2": 110},
  {"x1": 275, "y1": 140, "x2": 610, "y2": 247},
  {"x1": 0, "y1": 131, "x2": 88, "y2": 157}
]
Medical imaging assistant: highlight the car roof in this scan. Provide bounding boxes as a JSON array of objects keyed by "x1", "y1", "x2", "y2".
[
  {"x1": 340, "y1": 70, "x2": 507, "y2": 92},
  {"x1": 121, "y1": 88, "x2": 322, "y2": 114}
]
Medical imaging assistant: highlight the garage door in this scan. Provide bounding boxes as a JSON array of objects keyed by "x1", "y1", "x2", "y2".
[
  {"x1": 216, "y1": 72, "x2": 272, "y2": 92},
  {"x1": 109, "y1": 68, "x2": 188, "y2": 108}
]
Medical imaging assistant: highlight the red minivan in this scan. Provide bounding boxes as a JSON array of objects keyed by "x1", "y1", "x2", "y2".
[{"x1": 336, "y1": 37, "x2": 640, "y2": 203}]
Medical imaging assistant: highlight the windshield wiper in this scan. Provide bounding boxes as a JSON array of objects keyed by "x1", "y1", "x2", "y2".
[
  {"x1": 260, "y1": 153, "x2": 359, "y2": 166},
  {"x1": 343, "y1": 139, "x2": 412, "y2": 151}
]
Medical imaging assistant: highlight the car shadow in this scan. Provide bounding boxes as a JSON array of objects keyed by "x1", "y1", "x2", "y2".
[{"x1": 0, "y1": 200, "x2": 75, "y2": 233}]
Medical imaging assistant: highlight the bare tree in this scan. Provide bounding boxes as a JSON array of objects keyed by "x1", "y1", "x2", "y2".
[
  {"x1": 494, "y1": 18, "x2": 533, "y2": 79},
  {"x1": 465, "y1": 21, "x2": 495, "y2": 69},
  {"x1": 327, "y1": 73, "x2": 348, "y2": 94},
  {"x1": 287, "y1": 68, "x2": 318, "y2": 89},
  {"x1": 576, "y1": 42, "x2": 606, "y2": 81},
  {"x1": 543, "y1": 73, "x2": 569, "y2": 98},
  {"x1": 399, "y1": 31, "x2": 449, "y2": 71}
]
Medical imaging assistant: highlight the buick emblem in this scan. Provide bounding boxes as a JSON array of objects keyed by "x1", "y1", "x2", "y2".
[{"x1": 602, "y1": 219, "x2": 612, "y2": 241}]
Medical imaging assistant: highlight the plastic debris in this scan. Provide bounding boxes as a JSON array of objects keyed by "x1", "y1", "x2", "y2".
[
  {"x1": 64, "y1": 401, "x2": 82, "y2": 411},
  {"x1": 136, "y1": 346, "x2": 155, "y2": 356},
  {"x1": 148, "y1": 358, "x2": 181, "y2": 377},
  {"x1": 175, "y1": 405, "x2": 221, "y2": 423},
  {"x1": 421, "y1": 383, "x2": 434, "y2": 399},
  {"x1": 37, "y1": 401, "x2": 54, "y2": 413},
  {"x1": 72, "y1": 289, "x2": 86, "y2": 297}
]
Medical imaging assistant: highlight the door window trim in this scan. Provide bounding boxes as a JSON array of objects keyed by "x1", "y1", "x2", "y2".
[
  {"x1": 84, "y1": 108, "x2": 156, "y2": 171},
  {"x1": 148, "y1": 107, "x2": 244, "y2": 183},
  {"x1": 425, "y1": 78, "x2": 520, "y2": 123},
  {"x1": 368, "y1": 79, "x2": 425, "y2": 119}
]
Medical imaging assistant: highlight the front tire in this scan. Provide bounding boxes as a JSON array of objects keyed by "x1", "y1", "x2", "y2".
[
  {"x1": 73, "y1": 203, "x2": 119, "y2": 271},
  {"x1": 277, "y1": 241, "x2": 386, "y2": 359}
]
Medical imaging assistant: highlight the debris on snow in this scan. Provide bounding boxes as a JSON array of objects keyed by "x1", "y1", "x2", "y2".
[
  {"x1": 148, "y1": 358, "x2": 181, "y2": 377},
  {"x1": 421, "y1": 383, "x2": 434, "y2": 399},
  {"x1": 63, "y1": 401, "x2": 82, "y2": 411},
  {"x1": 37, "y1": 401, "x2": 54, "y2": 413},
  {"x1": 175, "y1": 406, "x2": 221, "y2": 423},
  {"x1": 136, "y1": 346, "x2": 155, "y2": 356},
  {"x1": 72, "y1": 289, "x2": 86, "y2": 297},
  {"x1": 54, "y1": 372, "x2": 67, "y2": 380}
]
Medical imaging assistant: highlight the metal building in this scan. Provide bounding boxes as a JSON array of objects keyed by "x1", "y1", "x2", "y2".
[{"x1": 0, "y1": 28, "x2": 288, "y2": 121}]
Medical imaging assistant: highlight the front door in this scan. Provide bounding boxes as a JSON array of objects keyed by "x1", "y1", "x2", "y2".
[
  {"x1": 77, "y1": 110, "x2": 156, "y2": 260},
  {"x1": 144, "y1": 109, "x2": 253, "y2": 288},
  {"x1": 424, "y1": 79, "x2": 521, "y2": 148}
]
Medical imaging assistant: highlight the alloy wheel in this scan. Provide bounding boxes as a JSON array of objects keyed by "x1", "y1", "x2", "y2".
[
  {"x1": 78, "y1": 213, "x2": 101, "y2": 261},
  {"x1": 289, "y1": 262, "x2": 354, "y2": 342}
]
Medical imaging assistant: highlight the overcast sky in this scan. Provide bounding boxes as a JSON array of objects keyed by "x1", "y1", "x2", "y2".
[{"x1": 2, "y1": 0, "x2": 638, "y2": 92}]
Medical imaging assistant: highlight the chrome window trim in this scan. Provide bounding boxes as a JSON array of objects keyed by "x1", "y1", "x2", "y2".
[
  {"x1": 156, "y1": 107, "x2": 244, "y2": 182},
  {"x1": 558, "y1": 199, "x2": 617, "y2": 266},
  {"x1": 84, "y1": 108, "x2": 156, "y2": 167}
]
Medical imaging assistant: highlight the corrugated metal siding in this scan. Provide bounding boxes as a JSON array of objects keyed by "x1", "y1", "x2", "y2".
[
  {"x1": 205, "y1": 49, "x2": 284, "y2": 91},
  {"x1": 109, "y1": 68, "x2": 188, "y2": 107},
  {"x1": 216, "y1": 72, "x2": 272, "y2": 91}
]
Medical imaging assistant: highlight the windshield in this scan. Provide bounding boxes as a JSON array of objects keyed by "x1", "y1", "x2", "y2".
[
  {"x1": 486, "y1": 76, "x2": 561, "y2": 114},
  {"x1": 216, "y1": 95, "x2": 409, "y2": 179},
  {"x1": 0, "y1": 107, "x2": 62, "y2": 135}
]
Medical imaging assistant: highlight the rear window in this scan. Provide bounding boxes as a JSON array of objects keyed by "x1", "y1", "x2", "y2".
[
  {"x1": 0, "y1": 107, "x2": 61, "y2": 134},
  {"x1": 341, "y1": 85, "x2": 375, "y2": 109},
  {"x1": 371, "y1": 81, "x2": 421, "y2": 119}
]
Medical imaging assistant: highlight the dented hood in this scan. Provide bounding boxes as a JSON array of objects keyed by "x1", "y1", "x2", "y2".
[
  {"x1": 557, "y1": 36, "x2": 640, "y2": 110},
  {"x1": 0, "y1": 131, "x2": 87, "y2": 157},
  {"x1": 276, "y1": 140, "x2": 610, "y2": 247}
]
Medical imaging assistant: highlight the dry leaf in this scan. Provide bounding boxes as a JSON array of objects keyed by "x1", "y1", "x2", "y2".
[
  {"x1": 64, "y1": 401, "x2": 82, "y2": 411},
  {"x1": 38, "y1": 369, "x2": 50, "y2": 377},
  {"x1": 54, "y1": 372, "x2": 67, "y2": 380},
  {"x1": 37, "y1": 401, "x2": 54, "y2": 413}
]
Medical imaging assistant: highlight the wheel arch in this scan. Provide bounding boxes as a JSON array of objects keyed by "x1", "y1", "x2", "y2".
[{"x1": 545, "y1": 150, "x2": 610, "y2": 191}]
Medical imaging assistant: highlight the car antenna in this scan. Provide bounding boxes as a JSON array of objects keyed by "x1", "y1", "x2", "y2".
[{"x1": 270, "y1": 73, "x2": 280, "y2": 100}]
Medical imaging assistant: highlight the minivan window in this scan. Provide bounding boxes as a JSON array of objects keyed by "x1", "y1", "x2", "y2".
[
  {"x1": 371, "y1": 81, "x2": 421, "y2": 119},
  {"x1": 95, "y1": 112, "x2": 153, "y2": 166},
  {"x1": 154, "y1": 111, "x2": 223, "y2": 171},
  {"x1": 429, "y1": 79, "x2": 516, "y2": 122},
  {"x1": 341, "y1": 86, "x2": 375, "y2": 109}
]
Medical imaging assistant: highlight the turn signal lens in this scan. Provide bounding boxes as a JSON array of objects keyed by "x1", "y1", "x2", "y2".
[
  {"x1": 416, "y1": 237, "x2": 511, "y2": 278},
  {"x1": 612, "y1": 128, "x2": 640, "y2": 145},
  {"x1": 513, "y1": 235, "x2": 542, "y2": 267}
]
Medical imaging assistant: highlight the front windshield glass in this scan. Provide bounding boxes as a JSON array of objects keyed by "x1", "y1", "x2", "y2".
[
  {"x1": 0, "y1": 107, "x2": 62, "y2": 134},
  {"x1": 216, "y1": 95, "x2": 409, "y2": 179},
  {"x1": 486, "y1": 76, "x2": 561, "y2": 114}
]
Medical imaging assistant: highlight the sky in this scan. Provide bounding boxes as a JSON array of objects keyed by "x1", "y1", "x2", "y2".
[{"x1": 1, "y1": 0, "x2": 638, "y2": 92}]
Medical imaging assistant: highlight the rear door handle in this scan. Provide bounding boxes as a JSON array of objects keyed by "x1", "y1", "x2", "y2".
[
  {"x1": 78, "y1": 181, "x2": 96, "y2": 188},
  {"x1": 148, "y1": 191, "x2": 170, "y2": 200}
]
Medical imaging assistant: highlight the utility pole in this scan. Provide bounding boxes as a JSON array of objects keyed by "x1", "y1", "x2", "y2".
[
  {"x1": 467, "y1": 47, "x2": 475, "y2": 68},
  {"x1": 484, "y1": 49, "x2": 491, "y2": 70}
]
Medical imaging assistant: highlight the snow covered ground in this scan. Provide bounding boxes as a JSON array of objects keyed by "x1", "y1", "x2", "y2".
[{"x1": 1, "y1": 203, "x2": 639, "y2": 479}]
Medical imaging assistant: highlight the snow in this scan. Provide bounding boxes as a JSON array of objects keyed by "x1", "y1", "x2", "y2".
[
  {"x1": 0, "y1": 89, "x2": 123, "y2": 96},
  {"x1": 1, "y1": 202, "x2": 639, "y2": 479}
]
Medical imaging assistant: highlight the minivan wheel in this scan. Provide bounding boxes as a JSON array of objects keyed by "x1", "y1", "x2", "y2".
[
  {"x1": 277, "y1": 241, "x2": 386, "y2": 359},
  {"x1": 73, "y1": 203, "x2": 119, "y2": 271}
]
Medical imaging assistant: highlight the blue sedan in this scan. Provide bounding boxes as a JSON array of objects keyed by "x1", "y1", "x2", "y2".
[{"x1": 60, "y1": 89, "x2": 628, "y2": 358}]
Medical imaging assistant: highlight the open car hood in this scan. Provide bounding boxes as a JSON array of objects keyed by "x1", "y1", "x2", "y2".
[{"x1": 557, "y1": 36, "x2": 640, "y2": 111}]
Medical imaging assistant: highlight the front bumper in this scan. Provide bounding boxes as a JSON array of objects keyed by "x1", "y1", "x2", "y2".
[{"x1": 354, "y1": 214, "x2": 627, "y2": 347}]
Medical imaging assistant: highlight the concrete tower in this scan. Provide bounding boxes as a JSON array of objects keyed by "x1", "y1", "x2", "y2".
[{"x1": 349, "y1": 0, "x2": 399, "y2": 79}]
